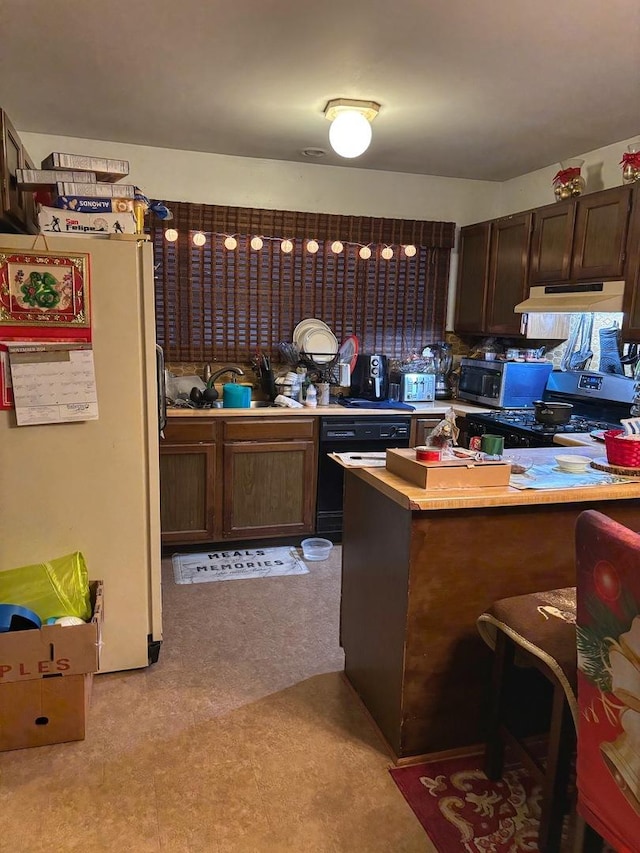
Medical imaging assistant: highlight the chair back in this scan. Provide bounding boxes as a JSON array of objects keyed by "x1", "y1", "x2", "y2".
[{"x1": 576, "y1": 509, "x2": 640, "y2": 851}]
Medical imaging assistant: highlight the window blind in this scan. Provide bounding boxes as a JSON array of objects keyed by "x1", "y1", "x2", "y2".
[{"x1": 150, "y1": 202, "x2": 455, "y2": 363}]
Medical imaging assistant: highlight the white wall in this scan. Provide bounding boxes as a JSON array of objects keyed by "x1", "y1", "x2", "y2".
[
  {"x1": 499, "y1": 134, "x2": 640, "y2": 215},
  {"x1": 19, "y1": 132, "x2": 500, "y2": 225}
]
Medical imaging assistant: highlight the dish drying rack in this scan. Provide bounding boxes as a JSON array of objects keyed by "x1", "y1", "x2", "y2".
[{"x1": 299, "y1": 350, "x2": 341, "y2": 383}]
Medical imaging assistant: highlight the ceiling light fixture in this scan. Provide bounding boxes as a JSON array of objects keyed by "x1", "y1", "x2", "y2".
[{"x1": 324, "y1": 98, "x2": 380, "y2": 159}]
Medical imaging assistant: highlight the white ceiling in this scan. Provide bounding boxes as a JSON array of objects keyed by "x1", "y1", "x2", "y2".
[{"x1": 1, "y1": 0, "x2": 639, "y2": 181}]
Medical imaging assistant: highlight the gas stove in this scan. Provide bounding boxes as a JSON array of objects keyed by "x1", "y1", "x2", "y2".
[
  {"x1": 465, "y1": 409, "x2": 621, "y2": 448},
  {"x1": 464, "y1": 369, "x2": 638, "y2": 448}
]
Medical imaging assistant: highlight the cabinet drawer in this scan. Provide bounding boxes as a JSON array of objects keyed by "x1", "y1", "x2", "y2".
[
  {"x1": 163, "y1": 421, "x2": 218, "y2": 442},
  {"x1": 223, "y1": 417, "x2": 316, "y2": 442}
]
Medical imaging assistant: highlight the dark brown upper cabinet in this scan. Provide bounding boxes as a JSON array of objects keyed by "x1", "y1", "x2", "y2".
[
  {"x1": 485, "y1": 212, "x2": 532, "y2": 336},
  {"x1": 622, "y1": 186, "x2": 640, "y2": 342},
  {"x1": 571, "y1": 185, "x2": 632, "y2": 280},
  {"x1": 529, "y1": 200, "x2": 576, "y2": 283},
  {"x1": 530, "y1": 187, "x2": 631, "y2": 286},
  {"x1": 453, "y1": 222, "x2": 491, "y2": 334},
  {"x1": 0, "y1": 109, "x2": 37, "y2": 234}
]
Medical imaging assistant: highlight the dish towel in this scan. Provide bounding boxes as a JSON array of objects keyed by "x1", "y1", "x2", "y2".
[
  {"x1": 599, "y1": 325, "x2": 624, "y2": 375},
  {"x1": 338, "y1": 398, "x2": 415, "y2": 411}
]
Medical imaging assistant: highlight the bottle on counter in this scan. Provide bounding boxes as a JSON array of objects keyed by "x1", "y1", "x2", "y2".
[{"x1": 304, "y1": 383, "x2": 317, "y2": 408}]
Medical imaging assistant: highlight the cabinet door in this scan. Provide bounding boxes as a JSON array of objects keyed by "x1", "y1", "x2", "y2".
[
  {"x1": 0, "y1": 110, "x2": 26, "y2": 231},
  {"x1": 160, "y1": 443, "x2": 216, "y2": 543},
  {"x1": 223, "y1": 439, "x2": 316, "y2": 539},
  {"x1": 453, "y1": 222, "x2": 491, "y2": 333},
  {"x1": 529, "y1": 200, "x2": 576, "y2": 283},
  {"x1": 486, "y1": 213, "x2": 532, "y2": 336},
  {"x1": 572, "y1": 186, "x2": 632, "y2": 280},
  {"x1": 622, "y1": 188, "x2": 640, "y2": 342}
]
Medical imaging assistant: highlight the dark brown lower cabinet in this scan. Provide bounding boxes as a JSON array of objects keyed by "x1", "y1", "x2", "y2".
[
  {"x1": 223, "y1": 439, "x2": 316, "y2": 538},
  {"x1": 159, "y1": 443, "x2": 216, "y2": 543},
  {"x1": 160, "y1": 416, "x2": 318, "y2": 545}
]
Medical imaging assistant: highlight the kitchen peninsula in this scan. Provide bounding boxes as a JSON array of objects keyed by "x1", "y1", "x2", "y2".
[{"x1": 339, "y1": 446, "x2": 640, "y2": 763}]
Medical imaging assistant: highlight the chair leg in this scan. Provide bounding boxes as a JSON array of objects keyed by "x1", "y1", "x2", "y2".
[
  {"x1": 537, "y1": 683, "x2": 576, "y2": 853},
  {"x1": 573, "y1": 815, "x2": 605, "y2": 853},
  {"x1": 484, "y1": 630, "x2": 514, "y2": 780}
]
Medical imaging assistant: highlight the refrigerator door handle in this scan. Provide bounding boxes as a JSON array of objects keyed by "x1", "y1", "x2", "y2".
[{"x1": 156, "y1": 345, "x2": 167, "y2": 435}]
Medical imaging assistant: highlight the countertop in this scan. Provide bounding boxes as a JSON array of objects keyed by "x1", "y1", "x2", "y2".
[
  {"x1": 166, "y1": 400, "x2": 493, "y2": 418},
  {"x1": 344, "y1": 445, "x2": 640, "y2": 512},
  {"x1": 553, "y1": 432, "x2": 604, "y2": 448}
]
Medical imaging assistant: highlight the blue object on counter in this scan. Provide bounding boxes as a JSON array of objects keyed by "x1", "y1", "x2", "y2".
[
  {"x1": 338, "y1": 398, "x2": 415, "y2": 411},
  {"x1": 222, "y1": 383, "x2": 252, "y2": 408},
  {"x1": 0, "y1": 604, "x2": 42, "y2": 632}
]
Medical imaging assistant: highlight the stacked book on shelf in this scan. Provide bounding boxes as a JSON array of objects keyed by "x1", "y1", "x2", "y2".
[{"x1": 16, "y1": 152, "x2": 138, "y2": 237}]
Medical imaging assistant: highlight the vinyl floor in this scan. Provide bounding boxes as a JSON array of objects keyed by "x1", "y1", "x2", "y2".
[{"x1": 0, "y1": 546, "x2": 433, "y2": 852}]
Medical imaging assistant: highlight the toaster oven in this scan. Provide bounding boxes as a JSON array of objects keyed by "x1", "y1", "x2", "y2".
[{"x1": 400, "y1": 373, "x2": 436, "y2": 402}]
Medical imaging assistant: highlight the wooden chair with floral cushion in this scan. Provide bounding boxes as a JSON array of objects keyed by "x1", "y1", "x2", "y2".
[
  {"x1": 575, "y1": 509, "x2": 640, "y2": 853},
  {"x1": 477, "y1": 586, "x2": 578, "y2": 852}
]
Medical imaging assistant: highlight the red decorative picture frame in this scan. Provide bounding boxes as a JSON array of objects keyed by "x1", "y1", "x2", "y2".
[{"x1": 0, "y1": 249, "x2": 90, "y2": 328}]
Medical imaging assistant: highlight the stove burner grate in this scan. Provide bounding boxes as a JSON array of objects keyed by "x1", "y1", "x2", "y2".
[{"x1": 476, "y1": 409, "x2": 619, "y2": 435}]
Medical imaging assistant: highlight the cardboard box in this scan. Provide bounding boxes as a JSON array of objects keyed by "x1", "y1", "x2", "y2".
[
  {"x1": 0, "y1": 581, "x2": 103, "y2": 751},
  {"x1": 41, "y1": 152, "x2": 129, "y2": 182},
  {"x1": 16, "y1": 169, "x2": 97, "y2": 189},
  {"x1": 38, "y1": 205, "x2": 136, "y2": 237},
  {"x1": 55, "y1": 182, "x2": 135, "y2": 199},
  {"x1": 55, "y1": 196, "x2": 135, "y2": 214},
  {"x1": 0, "y1": 673, "x2": 92, "y2": 751},
  {"x1": 386, "y1": 448, "x2": 512, "y2": 489}
]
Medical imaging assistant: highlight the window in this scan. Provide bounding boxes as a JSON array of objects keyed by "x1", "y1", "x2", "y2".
[{"x1": 151, "y1": 202, "x2": 455, "y2": 363}]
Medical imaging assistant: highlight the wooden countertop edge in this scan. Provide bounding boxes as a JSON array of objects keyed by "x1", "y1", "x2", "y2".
[
  {"x1": 344, "y1": 445, "x2": 640, "y2": 511},
  {"x1": 166, "y1": 401, "x2": 492, "y2": 418}
]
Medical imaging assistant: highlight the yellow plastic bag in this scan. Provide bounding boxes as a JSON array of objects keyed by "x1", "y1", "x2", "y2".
[{"x1": 0, "y1": 552, "x2": 91, "y2": 622}]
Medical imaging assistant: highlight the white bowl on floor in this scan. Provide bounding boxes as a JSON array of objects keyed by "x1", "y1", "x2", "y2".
[
  {"x1": 301, "y1": 538, "x2": 333, "y2": 561},
  {"x1": 555, "y1": 454, "x2": 592, "y2": 473}
]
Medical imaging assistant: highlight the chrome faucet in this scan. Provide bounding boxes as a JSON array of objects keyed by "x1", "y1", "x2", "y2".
[{"x1": 208, "y1": 366, "x2": 244, "y2": 385}]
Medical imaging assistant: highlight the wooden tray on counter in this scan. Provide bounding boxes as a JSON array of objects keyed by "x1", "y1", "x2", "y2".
[
  {"x1": 386, "y1": 448, "x2": 511, "y2": 489},
  {"x1": 590, "y1": 457, "x2": 640, "y2": 478}
]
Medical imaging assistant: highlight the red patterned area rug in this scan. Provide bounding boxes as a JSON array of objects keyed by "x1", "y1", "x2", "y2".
[{"x1": 390, "y1": 751, "x2": 542, "y2": 852}]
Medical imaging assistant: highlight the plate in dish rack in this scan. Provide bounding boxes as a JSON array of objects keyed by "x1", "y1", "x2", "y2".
[
  {"x1": 302, "y1": 326, "x2": 338, "y2": 363},
  {"x1": 293, "y1": 318, "x2": 330, "y2": 348}
]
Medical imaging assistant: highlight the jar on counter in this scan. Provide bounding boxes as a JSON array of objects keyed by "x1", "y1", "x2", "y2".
[{"x1": 317, "y1": 382, "x2": 330, "y2": 406}]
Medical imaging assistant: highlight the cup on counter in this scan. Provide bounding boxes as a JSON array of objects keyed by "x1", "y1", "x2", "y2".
[
  {"x1": 317, "y1": 382, "x2": 330, "y2": 406},
  {"x1": 388, "y1": 383, "x2": 401, "y2": 402},
  {"x1": 480, "y1": 433, "x2": 505, "y2": 460}
]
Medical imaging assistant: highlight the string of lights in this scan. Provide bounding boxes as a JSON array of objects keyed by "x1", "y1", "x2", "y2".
[{"x1": 162, "y1": 228, "x2": 418, "y2": 260}]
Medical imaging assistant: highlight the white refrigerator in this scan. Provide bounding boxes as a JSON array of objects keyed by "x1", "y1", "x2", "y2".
[{"x1": 0, "y1": 234, "x2": 162, "y2": 672}]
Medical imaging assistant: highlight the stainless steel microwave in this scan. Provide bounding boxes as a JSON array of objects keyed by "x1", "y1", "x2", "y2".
[{"x1": 457, "y1": 358, "x2": 553, "y2": 408}]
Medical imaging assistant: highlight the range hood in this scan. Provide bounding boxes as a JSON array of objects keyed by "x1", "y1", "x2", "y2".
[{"x1": 514, "y1": 281, "x2": 625, "y2": 313}]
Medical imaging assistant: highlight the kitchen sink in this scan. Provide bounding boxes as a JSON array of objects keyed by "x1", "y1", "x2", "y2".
[
  {"x1": 209, "y1": 400, "x2": 275, "y2": 408},
  {"x1": 169, "y1": 400, "x2": 277, "y2": 410}
]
